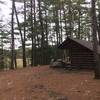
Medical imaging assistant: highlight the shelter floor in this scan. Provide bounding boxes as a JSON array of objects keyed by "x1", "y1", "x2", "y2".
[{"x1": 0, "y1": 66, "x2": 100, "y2": 100}]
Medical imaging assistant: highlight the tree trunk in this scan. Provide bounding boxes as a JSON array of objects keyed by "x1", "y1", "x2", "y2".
[
  {"x1": 68, "y1": 0, "x2": 73, "y2": 37},
  {"x1": 14, "y1": 1, "x2": 26, "y2": 68},
  {"x1": 33, "y1": 0, "x2": 37, "y2": 66},
  {"x1": 14, "y1": 2, "x2": 24, "y2": 44},
  {"x1": 91, "y1": 0, "x2": 100, "y2": 79},
  {"x1": 37, "y1": 0, "x2": 45, "y2": 65},
  {"x1": 44, "y1": 10, "x2": 49, "y2": 64},
  {"x1": 98, "y1": 10, "x2": 100, "y2": 45},
  {"x1": 44, "y1": 10, "x2": 48, "y2": 46},
  {"x1": 78, "y1": 7, "x2": 81, "y2": 39},
  {"x1": 23, "y1": 0, "x2": 27, "y2": 67},
  {"x1": 14, "y1": 50, "x2": 17, "y2": 68},
  {"x1": 30, "y1": 0, "x2": 34, "y2": 66},
  {"x1": 60, "y1": 8, "x2": 63, "y2": 43},
  {"x1": 0, "y1": 38, "x2": 4, "y2": 68},
  {"x1": 62, "y1": 1, "x2": 67, "y2": 37},
  {"x1": 11, "y1": 0, "x2": 15, "y2": 69},
  {"x1": 55, "y1": 9, "x2": 60, "y2": 46}
]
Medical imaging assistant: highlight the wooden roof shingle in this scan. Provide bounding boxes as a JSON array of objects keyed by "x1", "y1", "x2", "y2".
[{"x1": 58, "y1": 37, "x2": 100, "y2": 54}]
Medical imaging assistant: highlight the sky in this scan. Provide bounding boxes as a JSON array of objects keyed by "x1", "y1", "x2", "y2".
[
  {"x1": 0, "y1": 0, "x2": 23, "y2": 24},
  {"x1": 0, "y1": 0, "x2": 11, "y2": 21},
  {"x1": 0, "y1": 0, "x2": 91, "y2": 24},
  {"x1": 0, "y1": 0, "x2": 23, "y2": 49}
]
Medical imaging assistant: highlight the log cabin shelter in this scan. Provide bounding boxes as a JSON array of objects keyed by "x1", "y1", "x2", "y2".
[{"x1": 58, "y1": 37, "x2": 100, "y2": 69}]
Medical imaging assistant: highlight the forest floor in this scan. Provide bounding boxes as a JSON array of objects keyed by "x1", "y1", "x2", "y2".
[{"x1": 0, "y1": 66, "x2": 100, "y2": 100}]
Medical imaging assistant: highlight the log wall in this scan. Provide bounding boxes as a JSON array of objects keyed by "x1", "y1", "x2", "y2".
[{"x1": 69, "y1": 41, "x2": 95, "y2": 69}]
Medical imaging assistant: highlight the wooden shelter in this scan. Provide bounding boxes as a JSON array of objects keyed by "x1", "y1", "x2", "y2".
[{"x1": 58, "y1": 37, "x2": 100, "y2": 69}]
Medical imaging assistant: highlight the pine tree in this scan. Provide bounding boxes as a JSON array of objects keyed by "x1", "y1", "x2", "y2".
[
  {"x1": 91, "y1": 0, "x2": 100, "y2": 79},
  {"x1": 11, "y1": 0, "x2": 15, "y2": 69}
]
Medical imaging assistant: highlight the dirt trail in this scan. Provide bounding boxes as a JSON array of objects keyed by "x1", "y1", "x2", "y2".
[{"x1": 0, "y1": 66, "x2": 100, "y2": 100}]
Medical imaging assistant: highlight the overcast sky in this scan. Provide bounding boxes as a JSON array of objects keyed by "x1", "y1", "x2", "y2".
[
  {"x1": 0, "y1": 0, "x2": 11, "y2": 21},
  {"x1": 0, "y1": 0, "x2": 23, "y2": 49},
  {"x1": 0, "y1": 0, "x2": 23, "y2": 23},
  {"x1": 0, "y1": 0, "x2": 91, "y2": 24}
]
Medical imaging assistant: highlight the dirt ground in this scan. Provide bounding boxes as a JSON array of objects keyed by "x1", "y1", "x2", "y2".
[{"x1": 0, "y1": 66, "x2": 100, "y2": 100}]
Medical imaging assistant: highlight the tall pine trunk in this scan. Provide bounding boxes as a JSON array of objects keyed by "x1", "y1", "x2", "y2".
[
  {"x1": 14, "y1": 1, "x2": 26, "y2": 68},
  {"x1": 98, "y1": 10, "x2": 100, "y2": 44},
  {"x1": 54, "y1": 8, "x2": 60, "y2": 46},
  {"x1": 30, "y1": 0, "x2": 36, "y2": 66},
  {"x1": 62, "y1": 1, "x2": 67, "y2": 37},
  {"x1": 33, "y1": 0, "x2": 37, "y2": 66},
  {"x1": 60, "y1": 8, "x2": 63, "y2": 43},
  {"x1": 11, "y1": 0, "x2": 15, "y2": 69},
  {"x1": 68, "y1": 0, "x2": 73, "y2": 37},
  {"x1": 37, "y1": 0, "x2": 45, "y2": 64},
  {"x1": 1, "y1": 38, "x2": 4, "y2": 68},
  {"x1": 44, "y1": 10, "x2": 49, "y2": 64},
  {"x1": 78, "y1": 6, "x2": 81, "y2": 39},
  {"x1": 23, "y1": 0, "x2": 27, "y2": 67},
  {"x1": 91, "y1": 0, "x2": 100, "y2": 79}
]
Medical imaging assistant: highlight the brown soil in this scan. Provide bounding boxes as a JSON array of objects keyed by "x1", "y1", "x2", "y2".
[{"x1": 0, "y1": 66, "x2": 100, "y2": 100}]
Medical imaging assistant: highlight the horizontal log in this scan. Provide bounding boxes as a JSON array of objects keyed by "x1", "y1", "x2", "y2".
[
  {"x1": 71, "y1": 51, "x2": 93, "y2": 54},
  {"x1": 71, "y1": 55, "x2": 94, "y2": 58},
  {"x1": 71, "y1": 57, "x2": 94, "y2": 60},
  {"x1": 72, "y1": 62, "x2": 95, "y2": 65}
]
